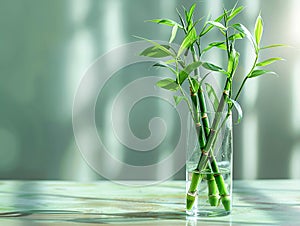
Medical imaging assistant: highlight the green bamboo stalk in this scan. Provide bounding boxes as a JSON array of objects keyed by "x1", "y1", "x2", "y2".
[{"x1": 186, "y1": 48, "x2": 219, "y2": 210}]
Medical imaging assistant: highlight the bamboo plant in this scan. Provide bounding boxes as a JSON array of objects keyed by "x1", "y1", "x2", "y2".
[{"x1": 139, "y1": 3, "x2": 284, "y2": 212}]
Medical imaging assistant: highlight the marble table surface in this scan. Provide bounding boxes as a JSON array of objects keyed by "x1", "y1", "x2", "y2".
[{"x1": 0, "y1": 180, "x2": 299, "y2": 225}]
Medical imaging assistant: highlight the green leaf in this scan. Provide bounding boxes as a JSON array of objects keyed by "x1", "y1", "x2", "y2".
[
  {"x1": 153, "y1": 62, "x2": 177, "y2": 74},
  {"x1": 228, "y1": 98, "x2": 243, "y2": 124},
  {"x1": 187, "y1": 4, "x2": 196, "y2": 23},
  {"x1": 200, "y1": 13, "x2": 225, "y2": 36},
  {"x1": 256, "y1": 57, "x2": 283, "y2": 67},
  {"x1": 207, "y1": 21, "x2": 227, "y2": 30},
  {"x1": 177, "y1": 29, "x2": 198, "y2": 57},
  {"x1": 185, "y1": 61, "x2": 202, "y2": 74},
  {"x1": 205, "y1": 83, "x2": 219, "y2": 112},
  {"x1": 202, "y1": 62, "x2": 226, "y2": 74},
  {"x1": 140, "y1": 45, "x2": 172, "y2": 58},
  {"x1": 178, "y1": 61, "x2": 202, "y2": 84},
  {"x1": 169, "y1": 24, "x2": 178, "y2": 43},
  {"x1": 189, "y1": 77, "x2": 200, "y2": 93},
  {"x1": 173, "y1": 95, "x2": 187, "y2": 106},
  {"x1": 232, "y1": 23, "x2": 256, "y2": 50},
  {"x1": 248, "y1": 69, "x2": 276, "y2": 78},
  {"x1": 228, "y1": 33, "x2": 245, "y2": 41},
  {"x1": 156, "y1": 78, "x2": 179, "y2": 91},
  {"x1": 227, "y1": 6, "x2": 244, "y2": 22},
  {"x1": 135, "y1": 36, "x2": 176, "y2": 58},
  {"x1": 178, "y1": 71, "x2": 188, "y2": 85},
  {"x1": 147, "y1": 19, "x2": 183, "y2": 28},
  {"x1": 227, "y1": 49, "x2": 240, "y2": 75},
  {"x1": 203, "y1": 42, "x2": 227, "y2": 53},
  {"x1": 254, "y1": 15, "x2": 263, "y2": 47},
  {"x1": 260, "y1": 44, "x2": 287, "y2": 50}
]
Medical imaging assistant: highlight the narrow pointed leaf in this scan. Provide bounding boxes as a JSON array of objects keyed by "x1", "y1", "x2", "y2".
[
  {"x1": 205, "y1": 83, "x2": 219, "y2": 112},
  {"x1": 185, "y1": 61, "x2": 202, "y2": 74},
  {"x1": 190, "y1": 77, "x2": 200, "y2": 93},
  {"x1": 228, "y1": 33, "x2": 245, "y2": 41},
  {"x1": 227, "y1": 6, "x2": 244, "y2": 22},
  {"x1": 228, "y1": 98, "x2": 243, "y2": 124},
  {"x1": 173, "y1": 95, "x2": 187, "y2": 106},
  {"x1": 187, "y1": 4, "x2": 196, "y2": 22},
  {"x1": 169, "y1": 24, "x2": 178, "y2": 43},
  {"x1": 203, "y1": 42, "x2": 227, "y2": 53},
  {"x1": 248, "y1": 69, "x2": 276, "y2": 78},
  {"x1": 232, "y1": 23, "x2": 256, "y2": 50},
  {"x1": 203, "y1": 62, "x2": 226, "y2": 74},
  {"x1": 147, "y1": 19, "x2": 183, "y2": 28},
  {"x1": 156, "y1": 78, "x2": 179, "y2": 91},
  {"x1": 207, "y1": 21, "x2": 227, "y2": 30},
  {"x1": 153, "y1": 62, "x2": 177, "y2": 74},
  {"x1": 140, "y1": 45, "x2": 172, "y2": 58},
  {"x1": 178, "y1": 61, "x2": 202, "y2": 84},
  {"x1": 135, "y1": 36, "x2": 176, "y2": 58},
  {"x1": 260, "y1": 44, "x2": 287, "y2": 50},
  {"x1": 176, "y1": 8, "x2": 186, "y2": 31},
  {"x1": 178, "y1": 71, "x2": 188, "y2": 85},
  {"x1": 256, "y1": 57, "x2": 283, "y2": 67},
  {"x1": 200, "y1": 13, "x2": 225, "y2": 36},
  {"x1": 254, "y1": 15, "x2": 263, "y2": 46},
  {"x1": 177, "y1": 30, "x2": 198, "y2": 57}
]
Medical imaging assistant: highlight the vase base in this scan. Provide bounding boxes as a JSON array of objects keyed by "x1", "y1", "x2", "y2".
[{"x1": 186, "y1": 209, "x2": 231, "y2": 217}]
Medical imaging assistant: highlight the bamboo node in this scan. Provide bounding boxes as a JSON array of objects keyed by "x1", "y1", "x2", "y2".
[
  {"x1": 201, "y1": 113, "x2": 208, "y2": 119},
  {"x1": 201, "y1": 149, "x2": 209, "y2": 156},
  {"x1": 223, "y1": 90, "x2": 229, "y2": 96},
  {"x1": 220, "y1": 194, "x2": 231, "y2": 198},
  {"x1": 187, "y1": 191, "x2": 197, "y2": 197}
]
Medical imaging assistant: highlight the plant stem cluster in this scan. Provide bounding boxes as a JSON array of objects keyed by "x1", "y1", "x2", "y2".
[{"x1": 140, "y1": 3, "x2": 283, "y2": 212}]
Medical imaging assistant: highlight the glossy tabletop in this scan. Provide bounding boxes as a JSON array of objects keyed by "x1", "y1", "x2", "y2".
[{"x1": 0, "y1": 180, "x2": 299, "y2": 225}]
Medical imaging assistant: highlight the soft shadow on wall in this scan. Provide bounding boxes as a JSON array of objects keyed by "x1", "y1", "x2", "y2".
[{"x1": 0, "y1": 0, "x2": 299, "y2": 180}]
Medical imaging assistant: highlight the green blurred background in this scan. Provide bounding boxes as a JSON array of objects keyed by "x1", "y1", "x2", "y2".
[{"x1": 0, "y1": 0, "x2": 299, "y2": 180}]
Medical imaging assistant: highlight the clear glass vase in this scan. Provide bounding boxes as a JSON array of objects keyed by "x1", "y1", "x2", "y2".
[{"x1": 186, "y1": 112, "x2": 233, "y2": 217}]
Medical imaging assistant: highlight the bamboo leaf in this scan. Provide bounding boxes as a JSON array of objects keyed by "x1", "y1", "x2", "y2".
[
  {"x1": 207, "y1": 21, "x2": 227, "y2": 31},
  {"x1": 169, "y1": 24, "x2": 178, "y2": 43},
  {"x1": 190, "y1": 77, "x2": 200, "y2": 93},
  {"x1": 185, "y1": 61, "x2": 202, "y2": 74},
  {"x1": 177, "y1": 29, "x2": 198, "y2": 57},
  {"x1": 232, "y1": 23, "x2": 256, "y2": 51},
  {"x1": 228, "y1": 33, "x2": 245, "y2": 41},
  {"x1": 135, "y1": 36, "x2": 176, "y2": 58},
  {"x1": 254, "y1": 15, "x2": 263, "y2": 47},
  {"x1": 228, "y1": 98, "x2": 243, "y2": 124},
  {"x1": 227, "y1": 6, "x2": 244, "y2": 22},
  {"x1": 248, "y1": 69, "x2": 276, "y2": 78},
  {"x1": 205, "y1": 83, "x2": 219, "y2": 112},
  {"x1": 147, "y1": 19, "x2": 183, "y2": 28},
  {"x1": 200, "y1": 13, "x2": 225, "y2": 36},
  {"x1": 176, "y1": 8, "x2": 186, "y2": 31},
  {"x1": 187, "y1": 4, "x2": 196, "y2": 22},
  {"x1": 173, "y1": 95, "x2": 187, "y2": 106},
  {"x1": 178, "y1": 71, "x2": 188, "y2": 85},
  {"x1": 260, "y1": 44, "x2": 287, "y2": 50},
  {"x1": 202, "y1": 62, "x2": 226, "y2": 74},
  {"x1": 153, "y1": 62, "x2": 177, "y2": 74},
  {"x1": 203, "y1": 42, "x2": 227, "y2": 53},
  {"x1": 178, "y1": 61, "x2": 202, "y2": 84},
  {"x1": 156, "y1": 78, "x2": 179, "y2": 91},
  {"x1": 140, "y1": 45, "x2": 172, "y2": 58},
  {"x1": 256, "y1": 57, "x2": 283, "y2": 67}
]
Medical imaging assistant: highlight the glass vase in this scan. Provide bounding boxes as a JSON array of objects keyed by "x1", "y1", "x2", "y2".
[{"x1": 186, "y1": 112, "x2": 233, "y2": 217}]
